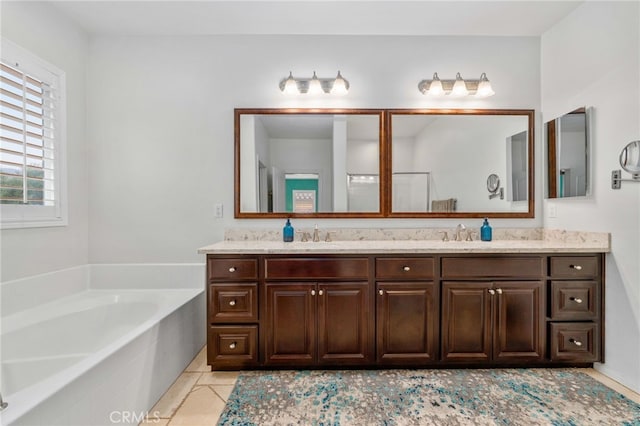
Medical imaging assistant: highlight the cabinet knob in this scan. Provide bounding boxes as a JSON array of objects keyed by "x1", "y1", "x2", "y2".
[
  {"x1": 488, "y1": 289, "x2": 496, "y2": 295},
  {"x1": 229, "y1": 300, "x2": 236, "y2": 306},
  {"x1": 570, "y1": 265, "x2": 583, "y2": 271},
  {"x1": 569, "y1": 297, "x2": 583, "y2": 304},
  {"x1": 403, "y1": 266, "x2": 411, "y2": 272},
  {"x1": 379, "y1": 290, "x2": 384, "y2": 296},
  {"x1": 496, "y1": 288, "x2": 503, "y2": 295},
  {"x1": 311, "y1": 290, "x2": 316, "y2": 296},
  {"x1": 229, "y1": 342, "x2": 237, "y2": 349},
  {"x1": 569, "y1": 338, "x2": 583, "y2": 347},
  {"x1": 318, "y1": 289, "x2": 324, "y2": 296},
  {"x1": 228, "y1": 266, "x2": 236, "y2": 273}
]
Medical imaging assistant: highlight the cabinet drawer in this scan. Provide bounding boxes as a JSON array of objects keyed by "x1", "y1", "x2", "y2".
[
  {"x1": 376, "y1": 257, "x2": 434, "y2": 279},
  {"x1": 550, "y1": 281, "x2": 598, "y2": 320},
  {"x1": 209, "y1": 283, "x2": 258, "y2": 323},
  {"x1": 550, "y1": 256, "x2": 599, "y2": 278},
  {"x1": 208, "y1": 257, "x2": 258, "y2": 280},
  {"x1": 265, "y1": 257, "x2": 369, "y2": 279},
  {"x1": 441, "y1": 257, "x2": 544, "y2": 278},
  {"x1": 549, "y1": 322, "x2": 599, "y2": 362},
  {"x1": 208, "y1": 326, "x2": 258, "y2": 366}
]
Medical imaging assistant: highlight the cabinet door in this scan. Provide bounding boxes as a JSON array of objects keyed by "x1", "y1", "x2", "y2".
[
  {"x1": 376, "y1": 282, "x2": 438, "y2": 364},
  {"x1": 317, "y1": 282, "x2": 373, "y2": 365},
  {"x1": 265, "y1": 282, "x2": 316, "y2": 366},
  {"x1": 493, "y1": 281, "x2": 545, "y2": 361},
  {"x1": 441, "y1": 282, "x2": 492, "y2": 362}
]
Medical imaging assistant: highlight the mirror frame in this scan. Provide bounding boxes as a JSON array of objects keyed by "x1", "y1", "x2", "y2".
[
  {"x1": 234, "y1": 108, "x2": 387, "y2": 218},
  {"x1": 385, "y1": 109, "x2": 534, "y2": 218},
  {"x1": 234, "y1": 108, "x2": 534, "y2": 219}
]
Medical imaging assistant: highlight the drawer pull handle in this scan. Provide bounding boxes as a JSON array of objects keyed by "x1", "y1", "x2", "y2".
[
  {"x1": 229, "y1": 300, "x2": 236, "y2": 306},
  {"x1": 228, "y1": 267, "x2": 237, "y2": 273},
  {"x1": 318, "y1": 289, "x2": 324, "y2": 296},
  {"x1": 403, "y1": 266, "x2": 411, "y2": 272},
  {"x1": 488, "y1": 289, "x2": 496, "y2": 295},
  {"x1": 311, "y1": 290, "x2": 316, "y2": 296},
  {"x1": 379, "y1": 289, "x2": 384, "y2": 296},
  {"x1": 569, "y1": 338, "x2": 583, "y2": 347},
  {"x1": 229, "y1": 342, "x2": 237, "y2": 349},
  {"x1": 496, "y1": 288, "x2": 503, "y2": 295},
  {"x1": 570, "y1": 265, "x2": 583, "y2": 271},
  {"x1": 569, "y1": 297, "x2": 583, "y2": 304}
]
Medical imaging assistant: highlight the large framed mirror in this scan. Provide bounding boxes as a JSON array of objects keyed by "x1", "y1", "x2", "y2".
[
  {"x1": 387, "y1": 109, "x2": 534, "y2": 218},
  {"x1": 235, "y1": 108, "x2": 534, "y2": 218},
  {"x1": 235, "y1": 109, "x2": 385, "y2": 218},
  {"x1": 545, "y1": 107, "x2": 592, "y2": 198}
]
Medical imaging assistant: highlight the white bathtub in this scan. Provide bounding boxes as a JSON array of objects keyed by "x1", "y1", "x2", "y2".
[{"x1": 0, "y1": 264, "x2": 205, "y2": 426}]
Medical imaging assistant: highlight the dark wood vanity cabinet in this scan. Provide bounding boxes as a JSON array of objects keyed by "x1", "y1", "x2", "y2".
[
  {"x1": 440, "y1": 256, "x2": 546, "y2": 363},
  {"x1": 375, "y1": 257, "x2": 438, "y2": 364},
  {"x1": 205, "y1": 252, "x2": 604, "y2": 370},
  {"x1": 265, "y1": 281, "x2": 372, "y2": 366},
  {"x1": 263, "y1": 257, "x2": 374, "y2": 367},
  {"x1": 548, "y1": 255, "x2": 603, "y2": 362},
  {"x1": 441, "y1": 281, "x2": 544, "y2": 363}
]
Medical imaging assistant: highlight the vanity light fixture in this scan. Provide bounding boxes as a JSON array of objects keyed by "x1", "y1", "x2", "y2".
[
  {"x1": 418, "y1": 72, "x2": 495, "y2": 98},
  {"x1": 279, "y1": 71, "x2": 350, "y2": 95}
]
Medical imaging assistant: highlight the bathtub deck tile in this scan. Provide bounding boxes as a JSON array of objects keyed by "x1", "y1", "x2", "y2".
[
  {"x1": 197, "y1": 371, "x2": 239, "y2": 385},
  {"x1": 151, "y1": 372, "x2": 202, "y2": 418},
  {"x1": 184, "y1": 345, "x2": 208, "y2": 372},
  {"x1": 167, "y1": 386, "x2": 226, "y2": 426}
]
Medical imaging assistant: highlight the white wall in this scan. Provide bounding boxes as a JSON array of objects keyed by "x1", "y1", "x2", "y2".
[
  {"x1": 87, "y1": 35, "x2": 541, "y2": 263},
  {"x1": 541, "y1": 1, "x2": 640, "y2": 393},
  {"x1": 0, "y1": 1, "x2": 89, "y2": 281}
]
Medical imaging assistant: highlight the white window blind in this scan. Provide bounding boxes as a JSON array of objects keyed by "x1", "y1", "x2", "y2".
[{"x1": 0, "y1": 40, "x2": 66, "y2": 228}]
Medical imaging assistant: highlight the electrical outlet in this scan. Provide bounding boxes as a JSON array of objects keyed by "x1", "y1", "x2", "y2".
[
  {"x1": 548, "y1": 203, "x2": 557, "y2": 218},
  {"x1": 214, "y1": 203, "x2": 223, "y2": 218}
]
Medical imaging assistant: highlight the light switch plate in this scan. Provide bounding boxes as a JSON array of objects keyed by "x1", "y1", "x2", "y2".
[{"x1": 548, "y1": 203, "x2": 557, "y2": 218}]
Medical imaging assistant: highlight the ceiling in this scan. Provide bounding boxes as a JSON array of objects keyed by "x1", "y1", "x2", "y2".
[{"x1": 47, "y1": 0, "x2": 584, "y2": 37}]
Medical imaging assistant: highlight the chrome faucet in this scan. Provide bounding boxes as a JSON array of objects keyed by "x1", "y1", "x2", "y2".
[
  {"x1": 455, "y1": 223, "x2": 466, "y2": 241},
  {"x1": 313, "y1": 224, "x2": 320, "y2": 242}
]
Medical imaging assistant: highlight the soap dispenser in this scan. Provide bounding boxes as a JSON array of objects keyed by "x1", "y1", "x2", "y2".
[
  {"x1": 283, "y1": 218, "x2": 294, "y2": 242},
  {"x1": 480, "y1": 217, "x2": 492, "y2": 242}
]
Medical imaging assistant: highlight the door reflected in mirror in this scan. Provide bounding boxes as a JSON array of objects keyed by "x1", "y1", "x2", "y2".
[
  {"x1": 545, "y1": 107, "x2": 592, "y2": 198},
  {"x1": 389, "y1": 110, "x2": 533, "y2": 215}
]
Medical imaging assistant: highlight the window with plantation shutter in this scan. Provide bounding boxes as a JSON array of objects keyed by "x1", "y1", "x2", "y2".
[{"x1": 1, "y1": 40, "x2": 67, "y2": 228}]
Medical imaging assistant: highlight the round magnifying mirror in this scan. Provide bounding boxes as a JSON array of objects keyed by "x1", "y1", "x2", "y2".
[
  {"x1": 487, "y1": 174, "x2": 500, "y2": 193},
  {"x1": 620, "y1": 140, "x2": 640, "y2": 175}
]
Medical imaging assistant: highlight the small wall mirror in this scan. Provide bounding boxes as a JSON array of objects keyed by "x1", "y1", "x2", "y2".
[
  {"x1": 545, "y1": 107, "x2": 592, "y2": 198},
  {"x1": 487, "y1": 174, "x2": 500, "y2": 192},
  {"x1": 619, "y1": 140, "x2": 640, "y2": 176}
]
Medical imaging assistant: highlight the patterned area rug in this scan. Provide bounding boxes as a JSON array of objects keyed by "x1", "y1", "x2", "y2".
[{"x1": 217, "y1": 369, "x2": 640, "y2": 425}]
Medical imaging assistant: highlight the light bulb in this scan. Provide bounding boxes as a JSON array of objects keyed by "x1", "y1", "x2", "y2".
[
  {"x1": 450, "y1": 72, "x2": 469, "y2": 97},
  {"x1": 308, "y1": 71, "x2": 323, "y2": 95},
  {"x1": 282, "y1": 71, "x2": 299, "y2": 94},
  {"x1": 427, "y1": 72, "x2": 444, "y2": 96},
  {"x1": 330, "y1": 71, "x2": 349, "y2": 95},
  {"x1": 475, "y1": 73, "x2": 495, "y2": 98}
]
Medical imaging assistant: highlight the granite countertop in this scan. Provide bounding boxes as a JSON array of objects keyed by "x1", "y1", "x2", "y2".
[{"x1": 197, "y1": 228, "x2": 610, "y2": 255}]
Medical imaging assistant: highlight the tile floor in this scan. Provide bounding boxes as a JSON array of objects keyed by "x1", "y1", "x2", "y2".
[{"x1": 140, "y1": 346, "x2": 640, "y2": 425}]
